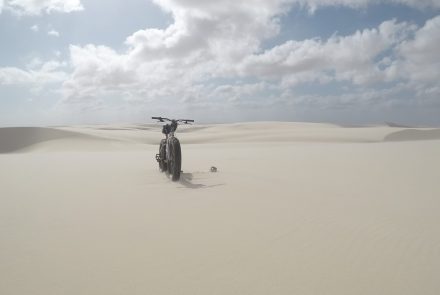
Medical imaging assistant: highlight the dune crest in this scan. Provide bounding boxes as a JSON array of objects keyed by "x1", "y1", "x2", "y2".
[
  {"x1": 0, "y1": 127, "x2": 115, "y2": 153},
  {"x1": 384, "y1": 128, "x2": 440, "y2": 141},
  {"x1": 2, "y1": 123, "x2": 440, "y2": 154}
]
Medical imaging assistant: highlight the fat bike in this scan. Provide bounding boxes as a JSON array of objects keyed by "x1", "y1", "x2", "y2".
[{"x1": 152, "y1": 117, "x2": 194, "y2": 181}]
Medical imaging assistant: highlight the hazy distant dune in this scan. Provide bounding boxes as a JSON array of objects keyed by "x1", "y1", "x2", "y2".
[
  {"x1": 2, "y1": 123, "x2": 440, "y2": 154},
  {"x1": 384, "y1": 122, "x2": 415, "y2": 128},
  {"x1": 0, "y1": 127, "x2": 103, "y2": 153},
  {"x1": 384, "y1": 129, "x2": 440, "y2": 141}
]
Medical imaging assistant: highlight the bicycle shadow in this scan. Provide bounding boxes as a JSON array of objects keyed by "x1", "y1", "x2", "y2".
[{"x1": 179, "y1": 172, "x2": 225, "y2": 189}]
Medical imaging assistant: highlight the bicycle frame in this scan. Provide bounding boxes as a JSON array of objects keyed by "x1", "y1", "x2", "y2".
[{"x1": 164, "y1": 128, "x2": 175, "y2": 164}]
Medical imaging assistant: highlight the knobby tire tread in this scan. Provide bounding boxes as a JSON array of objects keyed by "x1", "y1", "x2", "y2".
[
  {"x1": 170, "y1": 137, "x2": 181, "y2": 181},
  {"x1": 159, "y1": 139, "x2": 167, "y2": 172}
]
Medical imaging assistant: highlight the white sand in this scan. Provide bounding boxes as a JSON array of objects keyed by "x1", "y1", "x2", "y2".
[{"x1": 1, "y1": 122, "x2": 439, "y2": 294}]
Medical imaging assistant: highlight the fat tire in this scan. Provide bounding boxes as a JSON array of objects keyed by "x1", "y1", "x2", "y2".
[
  {"x1": 168, "y1": 137, "x2": 181, "y2": 181},
  {"x1": 158, "y1": 139, "x2": 167, "y2": 172}
]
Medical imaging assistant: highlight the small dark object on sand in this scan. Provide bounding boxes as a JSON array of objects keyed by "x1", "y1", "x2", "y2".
[{"x1": 210, "y1": 166, "x2": 218, "y2": 173}]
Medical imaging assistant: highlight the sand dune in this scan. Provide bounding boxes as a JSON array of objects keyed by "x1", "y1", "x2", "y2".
[
  {"x1": 384, "y1": 128, "x2": 440, "y2": 141},
  {"x1": 1, "y1": 122, "x2": 439, "y2": 295},
  {"x1": 1, "y1": 122, "x2": 427, "y2": 154},
  {"x1": 0, "y1": 127, "x2": 119, "y2": 153}
]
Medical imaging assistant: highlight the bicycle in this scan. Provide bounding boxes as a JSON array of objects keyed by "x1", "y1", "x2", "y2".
[{"x1": 152, "y1": 117, "x2": 194, "y2": 181}]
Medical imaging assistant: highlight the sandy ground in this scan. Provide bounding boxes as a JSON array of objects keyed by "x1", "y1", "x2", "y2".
[{"x1": 1, "y1": 122, "x2": 439, "y2": 295}]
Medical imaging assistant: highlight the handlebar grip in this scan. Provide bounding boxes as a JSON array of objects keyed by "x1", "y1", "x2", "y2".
[{"x1": 152, "y1": 117, "x2": 161, "y2": 120}]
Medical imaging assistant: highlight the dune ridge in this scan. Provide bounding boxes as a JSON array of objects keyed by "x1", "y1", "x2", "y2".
[
  {"x1": 0, "y1": 127, "x2": 121, "y2": 153},
  {"x1": 2, "y1": 123, "x2": 439, "y2": 153},
  {"x1": 384, "y1": 128, "x2": 440, "y2": 141}
]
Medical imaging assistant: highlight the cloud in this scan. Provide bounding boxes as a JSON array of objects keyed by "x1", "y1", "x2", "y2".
[
  {"x1": 62, "y1": 45, "x2": 136, "y2": 101},
  {"x1": 0, "y1": 67, "x2": 33, "y2": 84},
  {"x1": 4, "y1": 0, "x2": 435, "y2": 17},
  {"x1": 59, "y1": 0, "x2": 439, "y2": 122},
  {"x1": 390, "y1": 15, "x2": 440, "y2": 85},
  {"x1": 30, "y1": 24, "x2": 39, "y2": 32},
  {"x1": 240, "y1": 19, "x2": 417, "y2": 87},
  {"x1": 62, "y1": 0, "x2": 289, "y2": 102},
  {"x1": 48, "y1": 29, "x2": 60, "y2": 37},
  {"x1": 127, "y1": 0, "x2": 285, "y2": 61},
  {"x1": 4, "y1": 0, "x2": 83, "y2": 15},
  {"x1": 0, "y1": 60, "x2": 67, "y2": 86},
  {"x1": 291, "y1": 0, "x2": 440, "y2": 12}
]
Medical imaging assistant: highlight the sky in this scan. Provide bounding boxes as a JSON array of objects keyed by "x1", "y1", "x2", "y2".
[{"x1": 0, "y1": 0, "x2": 439, "y2": 126}]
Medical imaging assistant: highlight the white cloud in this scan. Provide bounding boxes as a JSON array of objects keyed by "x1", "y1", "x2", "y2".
[
  {"x1": 48, "y1": 29, "x2": 60, "y2": 37},
  {"x1": 390, "y1": 15, "x2": 440, "y2": 84},
  {"x1": 30, "y1": 24, "x2": 39, "y2": 32},
  {"x1": 291, "y1": 0, "x2": 440, "y2": 13},
  {"x1": 240, "y1": 19, "x2": 417, "y2": 87},
  {"x1": 3, "y1": 0, "x2": 436, "y2": 17},
  {"x1": 127, "y1": 0, "x2": 285, "y2": 62},
  {"x1": 390, "y1": 0, "x2": 440, "y2": 9},
  {"x1": 62, "y1": 45, "x2": 136, "y2": 101},
  {"x1": 62, "y1": 0, "x2": 289, "y2": 103},
  {"x1": 4, "y1": 0, "x2": 83, "y2": 15},
  {"x1": 0, "y1": 67, "x2": 33, "y2": 84},
  {"x1": 0, "y1": 60, "x2": 67, "y2": 86},
  {"x1": 59, "y1": 0, "x2": 440, "y2": 121}
]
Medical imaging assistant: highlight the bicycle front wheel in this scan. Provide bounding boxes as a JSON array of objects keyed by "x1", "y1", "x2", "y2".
[{"x1": 168, "y1": 137, "x2": 181, "y2": 181}]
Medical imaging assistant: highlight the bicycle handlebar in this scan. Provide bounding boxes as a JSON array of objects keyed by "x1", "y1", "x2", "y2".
[{"x1": 152, "y1": 117, "x2": 194, "y2": 123}]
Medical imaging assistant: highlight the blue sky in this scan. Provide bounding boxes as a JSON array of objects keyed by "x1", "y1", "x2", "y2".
[{"x1": 0, "y1": 0, "x2": 439, "y2": 126}]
